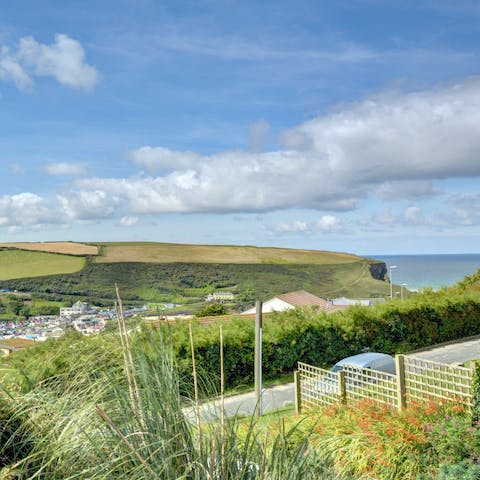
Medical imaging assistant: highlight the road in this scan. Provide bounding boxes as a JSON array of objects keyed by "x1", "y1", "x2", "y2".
[
  {"x1": 184, "y1": 383, "x2": 295, "y2": 422},
  {"x1": 407, "y1": 335, "x2": 480, "y2": 365}
]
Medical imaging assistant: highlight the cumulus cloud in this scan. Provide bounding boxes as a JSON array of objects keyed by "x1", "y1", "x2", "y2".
[
  {"x1": 57, "y1": 190, "x2": 119, "y2": 221},
  {"x1": 0, "y1": 193, "x2": 64, "y2": 229},
  {"x1": 0, "y1": 34, "x2": 98, "y2": 90},
  {"x1": 44, "y1": 162, "x2": 86, "y2": 176},
  {"x1": 316, "y1": 215, "x2": 344, "y2": 232},
  {"x1": 60, "y1": 78, "x2": 480, "y2": 217},
  {"x1": 282, "y1": 78, "x2": 480, "y2": 184}
]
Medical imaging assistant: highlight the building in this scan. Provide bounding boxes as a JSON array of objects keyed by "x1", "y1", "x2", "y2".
[
  {"x1": 205, "y1": 292, "x2": 235, "y2": 302},
  {"x1": 242, "y1": 290, "x2": 339, "y2": 314},
  {"x1": 60, "y1": 301, "x2": 90, "y2": 318}
]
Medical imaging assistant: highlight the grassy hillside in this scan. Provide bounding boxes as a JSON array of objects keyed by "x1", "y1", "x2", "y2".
[
  {"x1": 0, "y1": 243, "x2": 388, "y2": 310},
  {"x1": 95, "y1": 242, "x2": 361, "y2": 264},
  {"x1": 0, "y1": 249, "x2": 86, "y2": 280},
  {"x1": 0, "y1": 259, "x2": 388, "y2": 309}
]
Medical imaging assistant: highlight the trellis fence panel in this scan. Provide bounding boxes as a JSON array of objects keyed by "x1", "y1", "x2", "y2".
[{"x1": 296, "y1": 354, "x2": 475, "y2": 412}]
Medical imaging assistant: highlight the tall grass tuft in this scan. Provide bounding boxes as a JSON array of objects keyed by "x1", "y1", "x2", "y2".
[{"x1": 1, "y1": 313, "x2": 330, "y2": 479}]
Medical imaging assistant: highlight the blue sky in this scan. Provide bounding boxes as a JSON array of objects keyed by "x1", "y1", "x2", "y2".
[{"x1": 2, "y1": 0, "x2": 480, "y2": 254}]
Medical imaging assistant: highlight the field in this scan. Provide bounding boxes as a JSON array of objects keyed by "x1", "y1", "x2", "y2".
[
  {"x1": 0, "y1": 250, "x2": 86, "y2": 280},
  {"x1": 0, "y1": 242, "x2": 98, "y2": 256},
  {"x1": 95, "y1": 242, "x2": 361, "y2": 264}
]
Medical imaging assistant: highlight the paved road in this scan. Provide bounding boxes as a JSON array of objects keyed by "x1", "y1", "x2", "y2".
[
  {"x1": 407, "y1": 336, "x2": 480, "y2": 365},
  {"x1": 185, "y1": 383, "x2": 295, "y2": 422}
]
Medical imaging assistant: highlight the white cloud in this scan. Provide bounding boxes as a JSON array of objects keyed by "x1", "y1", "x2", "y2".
[
  {"x1": 0, "y1": 46, "x2": 31, "y2": 89},
  {"x1": 316, "y1": 215, "x2": 343, "y2": 232},
  {"x1": 119, "y1": 216, "x2": 139, "y2": 227},
  {"x1": 272, "y1": 220, "x2": 310, "y2": 234},
  {"x1": 57, "y1": 190, "x2": 119, "y2": 221},
  {"x1": 403, "y1": 205, "x2": 428, "y2": 225},
  {"x1": 129, "y1": 146, "x2": 199, "y2": 172},
  {"x1": 61, "y1": 78, "x2": 480, "y2": 216},
  {"x1": 44, "y1": 162, "x2": 86, "y2": 176},
  {"x1": 4, "y1": 77, "x2": 479, "y2": 235},
  {"x1": 18, "y1": 34, "x2": 99, "y2": 90},
  {"x1": 0, "y1": 34, "x2": 98, "y2": 91},
  {"x1": 0, "y1": 193, "x2": 64, "y2": 229}
]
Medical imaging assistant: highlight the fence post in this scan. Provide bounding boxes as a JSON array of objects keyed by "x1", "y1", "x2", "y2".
[
  {"x1": 339, "y1": 370, "x2": 346, "y2": 404},
  {"x1": 294, "y1": 370, "x2": 302, "y2": 414},
  {"x1": 396, "y1": 354, "x2": 407, "y2": 410}
]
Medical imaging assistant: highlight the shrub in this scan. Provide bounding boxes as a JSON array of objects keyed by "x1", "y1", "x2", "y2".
[{"x1": 305, "y1": 399, "x2": 468, "y2": 480}]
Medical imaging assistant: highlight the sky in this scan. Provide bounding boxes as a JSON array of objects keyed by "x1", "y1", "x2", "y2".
[{"x1": 1, "y1": 0, "x2": 480, "y2": 255}]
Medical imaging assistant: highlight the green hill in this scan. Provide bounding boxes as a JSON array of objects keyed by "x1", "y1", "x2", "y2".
[{"x1": 0, "y1": 242, "x2": 389, "y2": 309}]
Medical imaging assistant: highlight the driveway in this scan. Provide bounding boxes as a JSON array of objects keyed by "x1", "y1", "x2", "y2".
[
  {"x1": 407, "y1": 335, "x2": 480, "y2": 365},
  {"x1": 184, "y1": 383, "x2": 295, "y2": 422}
]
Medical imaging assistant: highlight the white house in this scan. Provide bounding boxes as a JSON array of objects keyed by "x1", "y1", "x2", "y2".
[
  {"x1": 242, "y1": 290, "x2": 338, "y2": 314},
  {"x1": 60, "y1": 301, "x2": 90, "y2": 318},
  {"x1": 205, "y1": 292, "x2": 235, "y2": 302}
]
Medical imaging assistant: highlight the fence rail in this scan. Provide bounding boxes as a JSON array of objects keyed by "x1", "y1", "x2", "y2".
[{"x1": 296, "y1": 354, "x2": 475, "y2": 412}]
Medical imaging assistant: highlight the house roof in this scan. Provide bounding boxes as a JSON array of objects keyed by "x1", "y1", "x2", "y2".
[{"x1": 276, "y1": 290, "x2": 338, "y2": 312}]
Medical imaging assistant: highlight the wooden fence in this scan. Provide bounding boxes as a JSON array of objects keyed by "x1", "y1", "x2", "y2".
[{"x1": 295, "y1": 354, "x2": 475, "y2": 413}]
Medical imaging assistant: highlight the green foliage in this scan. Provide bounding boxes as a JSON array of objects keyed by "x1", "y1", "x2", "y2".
[
  {"x1": 195, "y1": 303, "x2": 228, "y2": 317},
  {"x1": 296, "y1": 398, "x2": 478, "y2": 480},
  {"x1": 427, "y1": 415, "x2": 480, "y2": 466}
]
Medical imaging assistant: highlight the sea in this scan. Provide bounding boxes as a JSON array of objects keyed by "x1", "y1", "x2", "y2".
[{"x1": 370, "y1": 254, "x2": 480, "y2": 291}]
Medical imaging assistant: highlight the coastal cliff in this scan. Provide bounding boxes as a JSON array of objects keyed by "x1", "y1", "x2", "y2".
[{"x1": 369, "y1": 261, "x2": 387, "y2": 281}]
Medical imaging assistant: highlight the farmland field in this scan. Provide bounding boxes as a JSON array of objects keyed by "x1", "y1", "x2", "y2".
[
  {"x1": 95, "y1": 242, "x2": 361, "y2": 264},
  {"x1": 0, "y1": 242, "x2": 98, "y2": 256},
  {"x1": 0, "y1": 250, "x2": 86, "y2": 280}
]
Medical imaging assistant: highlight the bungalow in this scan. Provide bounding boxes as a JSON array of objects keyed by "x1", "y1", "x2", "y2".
[{"x1": 242, "y1": 290, "x2": 339, "y2": 314}]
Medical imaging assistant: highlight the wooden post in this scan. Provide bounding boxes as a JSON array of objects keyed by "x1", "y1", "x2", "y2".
[
  {"x1": 254, "y1": 300, "x2": 263, "y2": 417},
  {"x1": 294, "y1": 370, "x2": 302, "y2": 414},
  {"x1": 339, "y1": 370, "x2": 347, "y2": 404},
  {"x1": 396, "y1": 354, "x2": 407, "y2": 410}
]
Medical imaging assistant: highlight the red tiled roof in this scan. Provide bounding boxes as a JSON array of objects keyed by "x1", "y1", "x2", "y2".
[{"x1": 277, "y1": 290, "x2": 338, "y2": 313}]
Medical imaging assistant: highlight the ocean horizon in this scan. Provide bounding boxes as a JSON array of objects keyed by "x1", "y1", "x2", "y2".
[{"x1": 370, "y1": 254, "x2": 480, "y2": 291}]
